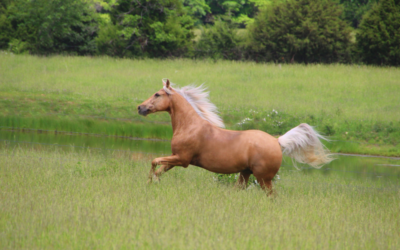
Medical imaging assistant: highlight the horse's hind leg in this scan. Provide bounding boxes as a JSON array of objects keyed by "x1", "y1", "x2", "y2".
[
  {"x1": 234, "y1": 170, "x2": 251, "y2": 189},
  {"x1": 256, "y1": 177, "x2": 274, "y2": 196}
]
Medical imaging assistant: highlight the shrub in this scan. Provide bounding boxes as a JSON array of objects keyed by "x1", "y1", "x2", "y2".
[
  {"x1": 195, "y1": 18, "x2": 243, "y2": 60},
  {"x1": 96, "y1": 23, "x2": 127, "y2": 57},
  {"x1": 356, "y1": 0, "x2": 400, "y2": 66},
  {"x1": 247, "y1": 0, "x2": 353, "y2": 63},
  {"x1": 8, "y1": 38, "x2": 28, "y2": 54},
  {"x1": 5, "y1": 0, "x2": 99, "y2": 55}
]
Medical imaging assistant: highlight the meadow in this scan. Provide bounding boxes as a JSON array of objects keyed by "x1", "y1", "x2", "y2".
[
  {"x1": 0, "y1": 52, "x2": 400, "y2": 156},
  {"x1": 1, "y1": 144, "x2": 399, "y2": 249}
]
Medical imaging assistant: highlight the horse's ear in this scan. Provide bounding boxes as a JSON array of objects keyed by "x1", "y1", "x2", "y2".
[{"x1": 162, "y1": 78, "x2": 171, "y2": 89}]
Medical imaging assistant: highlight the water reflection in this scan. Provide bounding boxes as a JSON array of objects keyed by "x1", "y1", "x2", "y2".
[
  {"x1": 0, "y1": 130, "x2": 171, "y2": 155},
  {"x1": 281, "y1": 153, "x2": 400, "y2": 182}
]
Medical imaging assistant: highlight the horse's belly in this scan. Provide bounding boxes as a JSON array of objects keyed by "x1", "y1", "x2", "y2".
[
  {"x1": 191, "y1": 148, "x2": 250, "y2": 174},
  {"x1": 192, "y1": 159, "x2": 246, "y2": 174},
  {"x1": 190, "y1": 130, "x2": 282, "y2": 174}
]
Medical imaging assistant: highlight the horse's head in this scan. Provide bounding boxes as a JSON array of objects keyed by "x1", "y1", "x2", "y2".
[{"x1": 137, "y1": 79, "x2": 172, "y2": 116}]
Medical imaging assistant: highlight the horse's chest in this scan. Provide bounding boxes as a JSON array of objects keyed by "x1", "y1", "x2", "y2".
[{"x1": 171, "y1": 137, "x2": 197, "y2": 155}]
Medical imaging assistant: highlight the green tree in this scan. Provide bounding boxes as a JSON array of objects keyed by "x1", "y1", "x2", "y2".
[
  {"x1": 195, "y1": 18, "x2": 243, "y2": 59},
  {"x1": 204, "y1": 0, "x2": 256, "y2": 26},
  {"x1": 247, "y1": 0, "x2": 353, "y2": 63},
  {"x1": 340, "y1": 0, "x2": 377, "y2": 28},
  {"x1": 6, "y1": 0, "x2": 98, "y2": 55},
  {"x1": 98, "y1": 0, "x2": 195, "y2": 58},
  {"x1": 202, "y1": 0, "x2": 286, "y2": 27},
  {"x1": 184, "y1": 0, "x2": 211, "y2": 21},
  {"x1": 0, "y1": 0, "x2": 13, "y2": 49},
  {"x1": 356, "y1": 0, "x2": 400, "y2": 65}
]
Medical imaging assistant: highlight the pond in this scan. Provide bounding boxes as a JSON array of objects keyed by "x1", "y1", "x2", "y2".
[
  {"x1": 0, "y1": 129, "x2": 171, "y2": 155},
  {"x1": 1, "y1": 129, "x2": 400, "y2": 184}
]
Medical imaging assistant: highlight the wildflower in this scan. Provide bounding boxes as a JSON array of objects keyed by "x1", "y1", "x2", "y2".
[
  {"x1": 249, "y1": 109, "x2": 258, "y2": 114},
  {"x1": 237, "y1": 117, "x2": 252, "y2": 125}
]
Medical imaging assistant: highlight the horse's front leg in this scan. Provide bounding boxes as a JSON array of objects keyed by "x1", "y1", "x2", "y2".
[
  {"x1": 148, "y1": 155, "x2": 184, "y2": 183},
  {"x1": 153, "y1": 164, "x2": 175, "y2": 182}
]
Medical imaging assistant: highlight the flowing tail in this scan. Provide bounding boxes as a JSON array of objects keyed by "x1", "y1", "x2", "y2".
[{"x1": 278, "y1": 123, "x2": 334, "y2": 169}]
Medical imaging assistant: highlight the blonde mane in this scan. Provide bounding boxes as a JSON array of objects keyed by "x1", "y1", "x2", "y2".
[{"x1": 163, "y1": 80, "x2": 224, "y2": 128}]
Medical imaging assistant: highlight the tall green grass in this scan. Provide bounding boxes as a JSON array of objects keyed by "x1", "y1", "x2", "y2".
[
  {"x1": 1, "y1": 145, "x2": 399, "y2": 249},
  {"x1": 1, "y1": 53, "x2": 399, "y2": 123},
  {"x1": 1, "y1": 52, "x2": 399, "y2": 155}
]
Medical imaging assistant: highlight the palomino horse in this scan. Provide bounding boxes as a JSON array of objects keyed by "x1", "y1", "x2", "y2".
[{"x1": 138, "y1": 79, "x2": 332, "y2": 193}]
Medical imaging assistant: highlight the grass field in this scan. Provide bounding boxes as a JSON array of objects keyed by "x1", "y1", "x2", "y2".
[
  {"x1": 1, "y1": 145, "x2": 399, "y2": 249},
  {"x1": 0, "y1": 52, "x2": 400, "y2": 156},
  {"x1": 1, "y1": 53, "x2": 399, "y2": 249}
]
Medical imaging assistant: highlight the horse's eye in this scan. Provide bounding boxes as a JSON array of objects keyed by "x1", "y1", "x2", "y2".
[{"x1": 155, "y1": 93, "x2": 160, "y2": 97}]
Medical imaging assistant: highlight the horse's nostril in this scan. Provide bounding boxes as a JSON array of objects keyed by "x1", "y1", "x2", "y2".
[{"x1": 137, "y1": 106, "x2": 141, "y2": 110}]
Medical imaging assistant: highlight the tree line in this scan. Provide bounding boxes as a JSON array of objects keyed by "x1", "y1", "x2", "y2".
[{"x1": 0, "y1": 0, "x2": 399, "y2": 65}]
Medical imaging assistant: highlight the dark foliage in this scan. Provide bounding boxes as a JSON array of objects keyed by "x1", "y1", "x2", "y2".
[
  {"x1": 340, "y1": 0, "x2": 377, "y2": 28},
  {"x1": 98, "y1": 0, "x2": 195, "y2": 58},
  {"x1": 247, "y1": 0, "x2": 353, "y2": 63},
  {"x1": 5, "y1": 0, "x2": 98, "y2": 55},
  {"x1": 1, "y1": 0, "x2": 400, "y2": 66},
  {"x1": 0, "y1": 0, "x2": 13, "y2": 49},
  {"x1": 356, "y1": 0, "x2": 400, "y2": 65},
  {"x1": 195, "y1": 18, "x2": 243, "y2": 60}
]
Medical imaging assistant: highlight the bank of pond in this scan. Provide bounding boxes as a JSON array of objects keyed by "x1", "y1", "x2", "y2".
[{"x1": 1, "y1": 130, "x2": 399, "y2": 185}]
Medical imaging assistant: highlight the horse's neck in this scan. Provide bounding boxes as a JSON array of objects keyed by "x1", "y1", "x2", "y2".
[{"x1": 169, "y1": 93, "x2": 205, "y2": 133}]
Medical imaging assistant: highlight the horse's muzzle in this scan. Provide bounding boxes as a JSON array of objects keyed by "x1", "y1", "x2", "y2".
[{"x1": 137, "y1": 105, "x2": 149, "y2": 116}]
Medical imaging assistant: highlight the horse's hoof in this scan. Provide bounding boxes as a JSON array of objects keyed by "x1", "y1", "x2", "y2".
[{"x1": 147, "y1": 179, "x2": 152, "y2": 184}]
